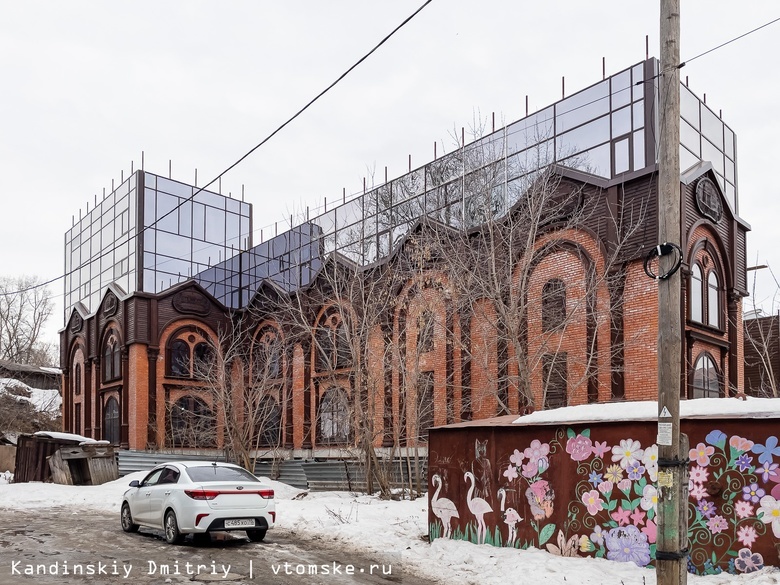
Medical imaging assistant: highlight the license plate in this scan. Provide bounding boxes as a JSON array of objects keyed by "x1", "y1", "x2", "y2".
[{"x1": 224, "y1": 519, "x2": 255, "y2": 528}]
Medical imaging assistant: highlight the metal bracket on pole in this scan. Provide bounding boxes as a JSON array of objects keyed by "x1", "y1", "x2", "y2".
[{"x1": 656, "y1": 548, "x2": 690, "y2": 561}]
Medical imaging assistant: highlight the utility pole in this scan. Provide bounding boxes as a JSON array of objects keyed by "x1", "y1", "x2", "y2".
[{"x1": 656, "y1": 1, "x2": 688, "y2": 584}]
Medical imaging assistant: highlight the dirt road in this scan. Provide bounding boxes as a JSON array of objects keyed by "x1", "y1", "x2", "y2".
[{"x1": 0, "y1": 509, "x2": 438, "y2": 585}]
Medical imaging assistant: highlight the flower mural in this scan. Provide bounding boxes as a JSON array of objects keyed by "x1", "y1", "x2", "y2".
[{"x1": 429, "y1": 426, "x2": 780, "y2": 575}]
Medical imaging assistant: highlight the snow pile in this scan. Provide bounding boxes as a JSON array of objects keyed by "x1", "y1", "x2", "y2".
[{"x1": 1, "y1": 475, "x2": 778, "y2": 584}]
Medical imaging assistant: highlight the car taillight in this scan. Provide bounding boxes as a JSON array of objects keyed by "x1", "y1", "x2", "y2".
[
  {"x1": 185, "y1": 490, "x2": 220, "y2": 500},
  {"x1": 259, "y1": 489, "x2": 274, "y2": 499}
]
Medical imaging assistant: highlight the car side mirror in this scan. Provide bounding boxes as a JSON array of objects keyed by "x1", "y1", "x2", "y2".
[{"x1": 129, "y1": 480, "x2": 140, "y2": 488}]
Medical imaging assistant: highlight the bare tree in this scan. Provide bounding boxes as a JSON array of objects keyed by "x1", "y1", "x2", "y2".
[
  {"x1": 0, "y1": 276, "x2": 55, "y2": 366},
  {"x1": 742, "y1": 268, "x2": 780, "y2": 397}
]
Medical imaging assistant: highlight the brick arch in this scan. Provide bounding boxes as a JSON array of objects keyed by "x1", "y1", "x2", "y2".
[
  {"x1": 310, "y1": 301, "x2": 358, "y2": 449},
  {"x1": 394, "y1": 271, "x2": 457, "y2": 445},
  {"x1": 686, "y1": 221, "x2": 732, "y2": 290},
  {"x1": 512, "y1": 228, "x2": 612, "y2": 410},
  {"x1": 155, "y1": 319, "x2": 220, "y2": 449},
  {"x1": 250, "y1": 319, "x2": 290, "y2": 448},
  {"x1": 67, "y1": 340, "x2": 87, "y2": 436}
]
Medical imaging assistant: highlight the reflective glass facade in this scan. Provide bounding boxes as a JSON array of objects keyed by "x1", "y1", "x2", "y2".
[
  {"x1": 64, "y1": 171, "x2": 252, "y2": 318},
  {"x1": 65, "y1": 58, "x2": 738, "y2": 317}
]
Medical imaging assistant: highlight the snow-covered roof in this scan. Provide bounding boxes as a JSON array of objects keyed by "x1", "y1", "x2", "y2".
[
  {"x1": 34, "y1": 431, "x2": 96, "y2": 443},
  {"x1": 511, "y1": 397, "x2": 780, "y2": 426}
]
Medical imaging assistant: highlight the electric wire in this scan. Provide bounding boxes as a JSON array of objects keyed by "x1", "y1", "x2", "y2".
[
  {"x1": 4, "y1": 7, "x2": 776, "y2": 302},
  {"x1": 1, "y1": 0, "x2": 435, "y2": 298}
]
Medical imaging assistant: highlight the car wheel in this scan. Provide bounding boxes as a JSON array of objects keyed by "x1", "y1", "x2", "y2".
[
  {"x1": 246, "y1": 528, "x2": 267, "y2": 542},
  {"x1": 120, "y1": 503, "x2": 139, "y2": 533},
  {"x1": 164, "y1": 510, "x2": 184, "y2": 544}
]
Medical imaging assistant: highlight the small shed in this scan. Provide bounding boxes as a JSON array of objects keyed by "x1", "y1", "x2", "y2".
[
  {"x1": 13, "y1": 431, "x2": 118, "y2": 485},
  {"x1": 48, "y1": 440, "x2": 118, "y2": 485}
]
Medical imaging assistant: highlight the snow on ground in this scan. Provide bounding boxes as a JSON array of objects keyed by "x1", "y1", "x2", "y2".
[
  {"x1": 0, "y1": 473, "x2": 778, "y2": 584},
  {"x1": 0, "y1": 377, "x2": 61, "y2": 414}
]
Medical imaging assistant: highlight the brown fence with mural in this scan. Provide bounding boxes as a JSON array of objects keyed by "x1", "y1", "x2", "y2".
[{"x1": 428, "y1": 412, "x2": 780, "y2": 577}]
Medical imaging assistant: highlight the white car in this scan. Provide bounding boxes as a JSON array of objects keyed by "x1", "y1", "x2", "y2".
[{"x1": 120, "y1": 461, "x2": 275, "y2": 544}]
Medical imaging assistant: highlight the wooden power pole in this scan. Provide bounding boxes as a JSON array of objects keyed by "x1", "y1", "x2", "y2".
[{"x1": 656, "y1": 1, "x2": 688, "y2": 584}]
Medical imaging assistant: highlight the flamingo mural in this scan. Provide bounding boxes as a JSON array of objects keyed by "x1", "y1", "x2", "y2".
[
  {"x1": 464, "y1": 471, "x2": 493, "y2": 544},
  {"x1": 498, "y1": 488, "x2": 522, "y2": 547},
  {"x1": 430, "y1": 474, "x2": 460, "y2": 538}
]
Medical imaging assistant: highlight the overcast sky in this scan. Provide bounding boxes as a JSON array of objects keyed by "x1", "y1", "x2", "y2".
[{"x1": 1, "y1": 1, "x2": 779, "y2": 345}]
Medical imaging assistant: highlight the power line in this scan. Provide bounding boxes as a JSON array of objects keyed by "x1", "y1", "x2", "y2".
[
  {"x1": 6, "y1": 6, "x2": 777, "y2": 303},
  {"x1": 679, "y1": 15, "x2": 780, "y2": 69},
  {"x1": 1, "y1": 0, "x2": 435, "y2": 299}
]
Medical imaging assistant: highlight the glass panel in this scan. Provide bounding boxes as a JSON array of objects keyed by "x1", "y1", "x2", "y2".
[
  {"x1": 633, "y1": 130, "x2": 645, "y2": 170},
  {"x1": 610, "y1": 70, "x2": 631, "y2": 109},
  {"x1": 193, "y1": 189, "x2": 224, "y2": 209},
  {"x1": 144, "y1": 173, "x2": 156, "y2": 188},
  {"x1": 193, "y1": 202, "x2": 206, "y2": 240},
  {"x1": 680, "y1": 119, "x2": 700, "y2": 157},
  {"x1": 336, "y1": 199, "x2": 362, "y2": 231},
  {"x1": 226, "y1": 197, "x2": 241, "y2": 214},
  {"x1": 555, "y1": 80, "x2": 609, "y2": 133},
  {"x1": 560, "y1": 143, "x2": 610, "y2": 178},
  {"x1": 700, "y1": 106, "x2": 724, "y2": 150},
  {"x1": 614, "y1": 138, "x2": 630, "y2": 174},
  {"x1": 144, "y1": 189, "x2": 156, "y2": 228},
  {"x1": 155, "y1": 191, "x2": 179, "y2": 234},
  {"x1": 506, "y1": 106, "x2": 554, "y2": 154},
  {"x1": 157, "y1": 177, "x2": 193, "y2": 199},
  {"x1": 205, "y1": 206, "x2": 225, "y2": 243},
  {"x1": 612, "y1": 106, "x2": 631, "y2": 138},
  {"x1": 226, "y1": 212, "x2": 241, "y2": 250},
  {"x1": 156, "y1": 232, "x2": 192, "y2": 258},
  {"x1": 702, "y1": 138, "x2": 724, "y2": 177},
  {"x1": 632, "y1": 101, "x2": 644, "y2": 130},
  {"x1": 632, "y1": 64, "x2": 644, "y2": 101},
  {"x1": 556, "y1": 116, "x2": 610, "y2": 158},
  {"x1": 680, "y1": 86, "x2": 700, "y2": 129},
  {"x1": 724, "y1": 127, "x2": 735, "y2": 159},
  {"x1": 680, "y1": 145, "x2": 699, "y2": 173},
  {"x1": 725, "y1": 182, "x2": 735, "y2": 209},
  {"x1": 179, "y1": 200, "x2": 192, "y2": 237},
  {"x1": 725, "y1": 157, "x2": 735, "y2": 184}
]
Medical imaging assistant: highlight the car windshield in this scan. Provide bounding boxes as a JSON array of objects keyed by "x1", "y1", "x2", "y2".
[{"x1": 185, "y1": 465, "x2": 260, "y2": 483}]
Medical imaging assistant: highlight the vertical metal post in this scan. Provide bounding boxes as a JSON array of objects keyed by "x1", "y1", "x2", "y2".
[{"x1": 657, "y1": 1, "x2": 688, "y2": 584}]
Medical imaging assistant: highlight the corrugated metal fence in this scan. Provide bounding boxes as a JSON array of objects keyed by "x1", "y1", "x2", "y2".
[{"x1": 117, "y1": 451, "x2": 426, "y2": 492}]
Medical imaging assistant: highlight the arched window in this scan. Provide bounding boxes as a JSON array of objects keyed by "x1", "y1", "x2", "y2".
[
  {"x1": 170, "y1": 340, "x2": 190, "y2": 377},
  {"x1": 542, "y1": 279, "x2": 567, "y2": 331},
  {"x1": 690, "y1": 264, "x2": 703, "y2": 323},
  {"x1": 103, "y1": 334, "x2": 121, "y2": 382},
  {"x1": 254, "y1": 328, "x2": 281, "y2": 381},
  {"x1": 74, "y1": 364, "x2": 82, "y2": 396},
  {"x1": 417, "y1": 311, "x2": 434, "y2": 353},
  {"x1": 193, "y1": 342, "x2": 214, "y2": 378},
  {"x1": 319, "y1": 388, "x2": 350, "y2": 444},
  {"x1": 170, "y1": 396, "x2": 216, "y2": 448},
  {"x1": 104, "y1": 396, "x2": 120, "y2": 445},
  {"x1": 707, "y1": 272, "x2": 720, "y2": 328},
  {"x1": 256, "y1": 396, "x2": 281, "y2": 447},
  {"x1": 416, "y1": 371, "x2": 435, "y2": 441},
  {"x1": 543, "y1": 353, "x2": 568, "y2": 409},
  {"x1": 315, "y1": 313, "x2": 351, "y2": 371},
  {"x1": 692, "y1": 354, "x2": 720, "y2": 398}
]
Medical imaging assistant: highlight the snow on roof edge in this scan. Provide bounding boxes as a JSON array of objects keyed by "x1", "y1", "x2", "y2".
[{"x1": 511, "y1": 397, "x2": 780, "y2": 426}]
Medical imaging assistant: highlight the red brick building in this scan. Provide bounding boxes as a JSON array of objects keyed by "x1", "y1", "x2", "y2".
[{"x1": 60, "y1": 59, "x2": 750, "y2": 456}]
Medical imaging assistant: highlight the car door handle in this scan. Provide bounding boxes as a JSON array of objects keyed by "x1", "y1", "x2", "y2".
[
  {"x1": 164, "y1": 491, "x2": 171, "y2": 496},
  {"x1": 145, "y1": 492, "x2": 151, "y2": 497}
]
